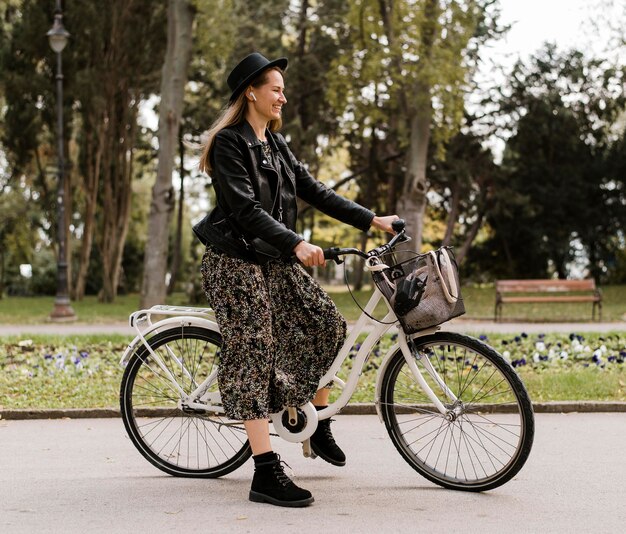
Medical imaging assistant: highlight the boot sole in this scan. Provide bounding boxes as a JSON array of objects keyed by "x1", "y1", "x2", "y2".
[
  {"x1": 310, "y1": 443, "x2": 346, "y2": 467},
  {"x1": 249, "y1": 491, "x2": 314, "y2": 507}
]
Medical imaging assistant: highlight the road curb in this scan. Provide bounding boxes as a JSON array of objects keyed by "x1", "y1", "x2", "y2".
[{"x1": 2, "y1": 401, "x2": 626, "y2": 420}]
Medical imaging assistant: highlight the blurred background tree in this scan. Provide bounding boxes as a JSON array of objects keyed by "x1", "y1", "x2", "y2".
[{"x1": 0, "y1": 0, "x2": 624, "y2": 304}]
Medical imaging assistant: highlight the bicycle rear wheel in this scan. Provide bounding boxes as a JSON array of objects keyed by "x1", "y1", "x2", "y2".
[
  {"x1": 380, "y1": 332, "x2": 534, "y2": 491},
  {"x1": 120, "y1": 326, "x2": 251, "y2": 477}
]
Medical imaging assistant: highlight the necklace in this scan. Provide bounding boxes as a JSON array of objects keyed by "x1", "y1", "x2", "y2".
[{"x1": 260, "y1": 140, "x2": 272, "y2": 159}]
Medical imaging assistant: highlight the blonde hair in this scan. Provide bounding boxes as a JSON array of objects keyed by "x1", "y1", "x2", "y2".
[{"x1": 199, "y1": 67, "x2": 284, "y2": 175}]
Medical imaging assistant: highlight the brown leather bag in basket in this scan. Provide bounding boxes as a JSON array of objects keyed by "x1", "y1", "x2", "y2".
[{"x1": 373, "y1": 247, "x2": 465, "y2": 334}]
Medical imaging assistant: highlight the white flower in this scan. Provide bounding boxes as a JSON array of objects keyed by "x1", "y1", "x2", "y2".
[
  {"x1": 535, "y1": 342, "x2": 546, "y2": 352},
  {"x1": 548, "y1": 348, "x2": 556, "y2": 359},
  {"x1": 502, "y1": 350, "x2": 511, "y2": 361},
  {"x1": 584, "y1": 345, "x2": 591, "y2": 353},
  {"x1": 560, "y1": 351, "x2": 569, "y2": 360},
  {"x1": 593, "y1": 349, "x2": 602, "y2": 359},
  {"x1": 572, "y1": 339, "x2": 580, "y2": 347},
  {"x1": 533, "y1": 352, "x2": 541, "y2": 363},
  {"x1": 18, "y1": 339, "x2": 33, "y2": 347},
  {"x1": 600, "y1": 345, "x2": 607, "y2": 354},
  {"x1": 574, "y1": 344, "x2": 583, "y2": 353}
]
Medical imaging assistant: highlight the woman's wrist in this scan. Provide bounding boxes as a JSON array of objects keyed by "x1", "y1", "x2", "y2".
[{"x1": 370, "y1": 214, "x2": 400, "y2": 234}]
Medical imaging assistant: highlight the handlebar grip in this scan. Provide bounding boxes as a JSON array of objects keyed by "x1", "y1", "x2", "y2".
[
  {"x1": 323, "y1": 247, "x2": 340, "y2": 261},
  {"x1": 392, "y1": 219, "x2": 406, "y2": 234}
]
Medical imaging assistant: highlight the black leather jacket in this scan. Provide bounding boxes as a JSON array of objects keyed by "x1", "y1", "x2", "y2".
[{"x1": 193, "y1": 120, "x2": 375, "y2": 262}]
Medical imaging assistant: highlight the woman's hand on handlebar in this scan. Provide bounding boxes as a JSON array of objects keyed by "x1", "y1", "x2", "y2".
[
  {"x1": 371, "y1": 215, "x2": 401, "y2": 234},
  {"x1": 294, "y1": 241, "x2": 327, "y2": 267}
]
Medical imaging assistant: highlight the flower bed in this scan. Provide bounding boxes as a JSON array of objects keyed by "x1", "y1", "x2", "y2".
[{"x1": 1, "y1": 331, "x2": 624, "y2": 409}]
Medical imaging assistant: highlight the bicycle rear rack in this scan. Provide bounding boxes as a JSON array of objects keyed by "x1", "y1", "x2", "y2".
[{"x1": 129, "y1": 305, "x2": 215, "y2": 328}]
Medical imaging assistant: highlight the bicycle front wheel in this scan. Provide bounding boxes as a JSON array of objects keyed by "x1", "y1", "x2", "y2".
[
  {"x1": 380, "y1": 332, "x2": 534, "y2": 491},
  {"x1": 120, "y1": 326, "x2": 251, "y2": 478}
]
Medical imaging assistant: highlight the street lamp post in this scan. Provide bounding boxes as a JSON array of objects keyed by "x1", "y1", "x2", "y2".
[{"x1": 48, "y1": 0, "x2": 75, "y2": 321}]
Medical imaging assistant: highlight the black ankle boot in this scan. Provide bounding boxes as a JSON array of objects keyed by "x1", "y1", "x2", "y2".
[
  {"x1": 310, "y1": 407, "x2": 346, "y2": 467},
  {"x1": 249, "y1": 452, "x2": 314, "y2": 507}
]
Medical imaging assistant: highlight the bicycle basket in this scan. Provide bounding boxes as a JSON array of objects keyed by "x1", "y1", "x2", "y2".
[{"x1": 372, "y1": 247, "x2": 465, "y2": 334}]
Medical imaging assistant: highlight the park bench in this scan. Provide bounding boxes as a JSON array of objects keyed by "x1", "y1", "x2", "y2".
[{"x1": 494, "y1": 279, "x2": 602, "y2": 322}]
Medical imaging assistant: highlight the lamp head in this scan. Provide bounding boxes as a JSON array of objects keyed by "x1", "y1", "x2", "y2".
[{"x1": 47, "y1": 12, "x2": 70, "y2": 53}]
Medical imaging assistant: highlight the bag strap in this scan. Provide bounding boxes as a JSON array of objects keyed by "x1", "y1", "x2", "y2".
[
  {"x1": 429, "y1": 249, "x2": 459, "y2": 304},
  {"x1": 269, "y1": 149, "x2": 283, "y2": 223}
]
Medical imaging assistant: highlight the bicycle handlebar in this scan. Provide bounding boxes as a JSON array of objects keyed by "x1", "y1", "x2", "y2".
[{"x1": 322, "y1": 218, "x2": 410, "y2": 264}]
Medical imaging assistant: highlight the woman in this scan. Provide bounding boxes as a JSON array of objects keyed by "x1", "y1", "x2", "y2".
[{"x1": 194, "y1": 52, "x2": 398, "y2": 507}]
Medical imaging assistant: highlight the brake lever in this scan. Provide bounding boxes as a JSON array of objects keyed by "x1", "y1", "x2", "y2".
[
  {"x1": 397, "y1": 233, "x2": 411, "y2": 244},
  {"x1": 323, "y1": 247, "x2": 344, "y2": 264}
]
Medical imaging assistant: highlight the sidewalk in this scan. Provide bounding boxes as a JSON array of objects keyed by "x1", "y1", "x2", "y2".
[{"x1": 0, "y1": 317, "x2": 624, "y2": 336}]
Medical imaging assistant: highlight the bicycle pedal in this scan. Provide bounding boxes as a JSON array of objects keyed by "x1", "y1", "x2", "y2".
[{"x1": 302, "y1": 439, "x2": 317, "y2": 459}]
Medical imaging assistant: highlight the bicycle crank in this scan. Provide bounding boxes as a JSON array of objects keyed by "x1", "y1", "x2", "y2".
[{"x1": 269, "y1": 402, "x2": 318, "y2": 443}]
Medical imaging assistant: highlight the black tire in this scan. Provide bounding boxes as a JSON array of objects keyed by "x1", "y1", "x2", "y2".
[
  {"x1": 380, "y1": 332, "x2": 534, "y2": 491},
  {"x1": 120, "y1": 326, "x2": 251, "y2": 477}
]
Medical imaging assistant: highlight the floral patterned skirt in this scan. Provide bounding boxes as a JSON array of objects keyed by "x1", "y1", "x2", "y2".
[{"x1": 201, "y1": 246, "x2": 347, "y2": 420}]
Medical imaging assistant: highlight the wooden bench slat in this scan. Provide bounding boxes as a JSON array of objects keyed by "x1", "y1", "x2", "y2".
[
  {"x1": 501, "y1": 296, "x2": 600, "y2": 303},
  {"x1": 494, "y1": 278, "x2": 602, "y2": 321},
  {"x1": 496, "y1": 279, "x2": 596, "y2": 292}
]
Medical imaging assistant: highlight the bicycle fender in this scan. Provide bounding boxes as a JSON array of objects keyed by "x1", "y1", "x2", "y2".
[
  {"x1": 374, "y1": 342, "x2": 400, "y2": 422},
  {"x1": 119, "y1": 317, "x2": 220, "y2": 366}
]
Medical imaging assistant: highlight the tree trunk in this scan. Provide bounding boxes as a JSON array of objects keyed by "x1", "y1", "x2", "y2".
[
  {"x1": 92, "y1": 0, "x2": 161, "y2": 302},
  {"x1": 98, "y1": 89, "x2": 138, "y2": 302},
  {"x1": 111, "y1": 112, "x2": 137, "y2": 295},
  {"x1": 97, "y1": 102, "x2": 115, "y2": 302},
  {"x1": 456, "y1": 209, "x2": 485, "y2": 264},
  {"x1": 167, "y1": 134, "x2": 185, "y2": 295},
  {"x1": 442, "y1": 182, "x2": 461, "y2": 246},
  {"x1": 294, "y1": 0, "x2": 310, "y2": 134},
  {"x1": 63, "y1": 137, "x2": 73, "y2": 298},
  {"x1": 354, "y1": 132, "x2": 379, "y2": 290},
  {"x1": 396, "y1": 105, "x2": 432, "y2": 253},
  {"x1": 0, "y1": 246, "x2": 4, "y2": 299},
  {"x1": 387, "y1": 0, "x2": 438, "y2": 253},
  {"x1": 141, "y1": 0, "x2": 194, "y2": 309},
  {"x1": 73, "y1": 123, "x2": 103, "y2": 300},
  {"x1": 352, "y1": 231, "x2": 369, "y2": 290}
]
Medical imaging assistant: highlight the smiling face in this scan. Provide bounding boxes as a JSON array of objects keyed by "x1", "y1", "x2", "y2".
[{"x1": 248, "y1": 68, "x2": 287, "y2": 123}]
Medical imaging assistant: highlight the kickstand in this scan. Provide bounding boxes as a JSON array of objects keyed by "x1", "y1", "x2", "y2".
[{"x1": 302, "y1": 438, "x2": 317, "y2": 459}]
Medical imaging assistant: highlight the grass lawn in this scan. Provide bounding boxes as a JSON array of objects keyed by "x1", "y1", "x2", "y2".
[
  {"x1": 0, "y1": 284, "x2": 625, "y2": 323},
  {"x1": 1, "y1": 331, "x2": 624, "y2": 410}
]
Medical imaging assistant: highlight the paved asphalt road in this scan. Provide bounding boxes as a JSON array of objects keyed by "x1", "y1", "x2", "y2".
[{"x1": 1, "y1": 413, "x2": 625, "y2": 533}]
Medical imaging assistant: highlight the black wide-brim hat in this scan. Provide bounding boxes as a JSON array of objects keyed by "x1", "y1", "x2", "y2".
[{"x1": 227, "y1": 52, "x2": 288, "y2": 103}]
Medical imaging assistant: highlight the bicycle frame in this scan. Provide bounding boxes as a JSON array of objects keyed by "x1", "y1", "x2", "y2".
[
  {"x1": 120, "y1": 284, "x2": 458, "y2": 425},
  {"x1": 315, "y1": 284, "x2": 452, "y2": 423}
]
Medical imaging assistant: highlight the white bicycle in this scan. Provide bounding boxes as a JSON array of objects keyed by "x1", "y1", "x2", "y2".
[{"x1": 119, "y1": 224, "x2": 534, "y2": 491}]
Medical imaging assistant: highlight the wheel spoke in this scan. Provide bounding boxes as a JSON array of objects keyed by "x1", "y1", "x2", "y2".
[
  {"x1": 120, "y1": 327, "x2": 251, "y2": 477},
  {"x1": 382, "y1": 334, "x2": 533, "y2": 490}
]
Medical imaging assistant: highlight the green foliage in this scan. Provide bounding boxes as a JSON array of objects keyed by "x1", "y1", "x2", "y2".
[
  {"x1": 2, "y1": 0, "x2": 624, "y2": 300},
  {"x1": 425, "y1": 124, "x2": 500, "y2": 257},
  {"x1": 491, "y1": 44, "x2": 626, "y2": 280},
  {"x1": 0, "y1": 0, "x2": 167, "y2": 301},
  {"x1": 328, "y1": 0, "x2": 500, "y2": 149}
]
